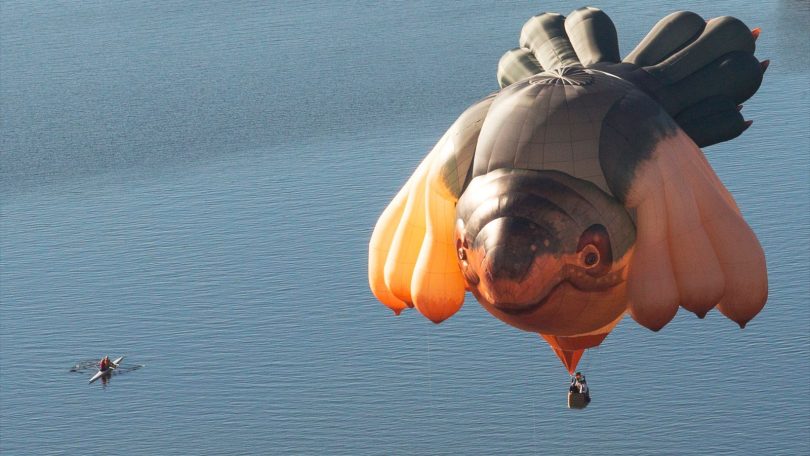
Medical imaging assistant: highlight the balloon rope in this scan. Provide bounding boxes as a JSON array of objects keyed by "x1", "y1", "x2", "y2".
[
  {"x1": 584, "y1": 344, "x2": 599, "y2": 373},
  {"x1": 426, "y1": 324, "x2": 434, "y2": 435},
  {"x1": 427, "y1": 324, "x2": 433, "y2": 394},
  {"x1": 582, "y1": 349, "x2": 591, "y2": 372},
  {"x1": 532, "y1": 356, "x2": 539, "y2": 449}
]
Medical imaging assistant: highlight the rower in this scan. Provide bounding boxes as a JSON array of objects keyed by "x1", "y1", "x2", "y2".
[{"x1": 99, "y1": 355, "x2": 112, "y2": 371}]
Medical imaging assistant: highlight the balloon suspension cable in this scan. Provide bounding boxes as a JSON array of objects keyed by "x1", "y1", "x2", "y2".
[
  {"x1": 580, "y1": 345, "x2": 597, "y2": 374},
  {"x1": 425, "y1": 323, "x2": 434, "y2": 430},
  {"x1": 581, "y1": 349, "x2": 592, "y2": 373},
  {"x1": 533, "y1": 350, "x2": 540, "y2": 449}
]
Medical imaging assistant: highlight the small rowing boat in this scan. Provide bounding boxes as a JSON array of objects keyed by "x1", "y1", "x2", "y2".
[{"x1": 89, "y1": 356, "x2": 124, "y2": 384}]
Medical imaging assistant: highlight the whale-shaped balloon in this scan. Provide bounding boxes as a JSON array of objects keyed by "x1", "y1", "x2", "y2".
[{"x1": 369, "y1": 7, "x2": 768, "y2": 373}]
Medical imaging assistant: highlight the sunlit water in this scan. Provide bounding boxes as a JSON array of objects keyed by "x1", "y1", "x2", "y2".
[{"x1": 2, "y1": 1, "x2": 808, "y2": 454}]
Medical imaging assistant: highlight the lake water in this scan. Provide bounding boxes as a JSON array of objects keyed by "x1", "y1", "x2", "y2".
[{"x1": 2, "y1": 1, "x2": 808, "y2": 454}]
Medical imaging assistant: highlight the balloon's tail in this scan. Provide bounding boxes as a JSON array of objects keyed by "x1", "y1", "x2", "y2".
[
  {"x1": 497, "y1": 7, "x2": 766, "y2": 148},
  {"x1": 540, "y1": 332, "x2": 610, "y2": 374},
  {"x1": 552, "y1": 346, "x2": 584, "y2": 374}
]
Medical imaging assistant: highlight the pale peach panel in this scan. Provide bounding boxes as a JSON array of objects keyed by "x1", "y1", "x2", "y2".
[
  {"x1": 368, "y1": 179, "x2": 411, "y2": 314},
  {"x1": 676, "y1": 134, "x2": 767, "y2": 327},
  {"x1": 692, "y1": 143, "x2": 742, "y2": 215},
  {"x1": 658, "y1": 136, "x2": 725, "y2": 317},
  {"x1": 626, "y1": 159, "x2": 680, "y2": 331},
  {"x1": 383, "y1": 151, "x2": 437, "y2": 305},
  {"x1": 713, "y1": 226, "x2": 767, "y2": 328}
]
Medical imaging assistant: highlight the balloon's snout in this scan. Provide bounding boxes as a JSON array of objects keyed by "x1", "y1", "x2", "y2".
[{"x1": 462, "y1": 216, "x2": 564, "y2": 310}]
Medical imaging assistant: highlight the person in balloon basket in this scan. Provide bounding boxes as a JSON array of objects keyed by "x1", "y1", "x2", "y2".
[{"x1": 570, "y1": 372, "x2": 591, "y2": 403}]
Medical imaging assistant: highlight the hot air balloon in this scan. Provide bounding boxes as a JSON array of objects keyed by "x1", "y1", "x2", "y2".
[{"x1": 368, "y1": 7, "x2": 768, "y2": 374}]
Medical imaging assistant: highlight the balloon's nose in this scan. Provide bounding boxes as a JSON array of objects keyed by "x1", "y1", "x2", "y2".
[
  {"x1": 481, "y1": 241, "x2": 534, "y2": 282},
  {"x1": 476, "y1": 217, "x2": 549, "y2": 302},
  {"x1": 479, "y1": 247, "x2": 532, "y2": 303}
]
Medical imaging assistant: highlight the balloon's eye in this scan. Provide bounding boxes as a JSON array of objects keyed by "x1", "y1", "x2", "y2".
[
  {"x1": 580, "y1": 244, "x2": 600, "y2": 267},
  {"x1": 577, "y1": 225, "x2": 611, "y2": 275},
  {"x1": 458, "y1": 247, "x2": 467, "y2": 261},
  {"x1": 456, "y1": 238, "x2": 468, "y2": 262}
]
